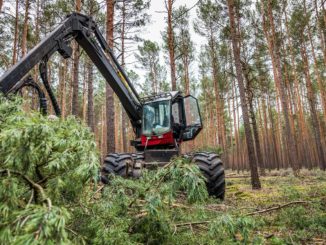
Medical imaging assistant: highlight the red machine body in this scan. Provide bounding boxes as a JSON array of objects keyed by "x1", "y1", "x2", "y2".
[{"x1": 140, "y1": 131, "x2": 175, "y2": 147}]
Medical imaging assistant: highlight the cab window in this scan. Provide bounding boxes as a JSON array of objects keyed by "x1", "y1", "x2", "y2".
[{"x1": 143, "y1": 100, "x2": 171, "y2": 136}]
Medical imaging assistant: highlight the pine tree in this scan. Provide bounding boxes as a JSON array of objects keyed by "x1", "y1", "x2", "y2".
[
  {"x1": 227, "y1": 0, "x2": 261, "y2": 189},
  {"x1": 165, "y1": 0, "x2": 177, "y2": 90},
  {"x1": 195, "y1": 0, "x2": 227, "y2": 150},
  {"x1": 115, "y1": 0, "x2": 150, "y2": 152},
  {"x1": 136, "y1": 40, "x2": 167, "y2": 95},
  {"x1": 106, "y1": 0, "x2": 116, "y2": 153},
  {"x1": 174, "y1": 5, "x2": 194, "y2": 95}
]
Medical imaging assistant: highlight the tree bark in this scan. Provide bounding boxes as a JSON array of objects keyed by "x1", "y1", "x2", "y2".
[
  {"x1": 258, "y1": 98, "x2": 270, "y2": 170},
  {"x1": 82, "y1": 63, "x2": 87, "y2": 122},
  {"x1": 71, "y1": 43, "x2": 80, "y2": 116},
  {"x1": 166, "y1": 0, "x2": 177, "y2": 90},
  {"x1": 267, "y1": 95, "x2": 280, "y2": 169},
  {"x1": 71, "y1": 0, "x2": 81, "y2": 116},
  {"x1": 12, "y1": 0, "x2": 18, "y2": 65},
  {"x1": 87, "y1": 60, "x2": 95, "y2": 133},
  {"x1": 35, "y1": 0, "x2": 40, "y2": 44},
  {"x1": 106, "y1": 0, "x2": 116, "y2": 153},
  {"x1": 242, "y1": 54, "x2": 266, "y2": 174},
  {"x1": 66, "y1": 61, "x2": 73, "y2": 115},
  {"x1": 61, "y1": 60, "x2": 67, "y2": 118},
  {"x1": 121, "y1": 0, "x2": 128, "y2": 152},
  {"x1": 101, "y1": 105, "x2": 106, "y2": 158},
  {"x1": 227, "y1": 0, "x2": 261, "y2": 189},
  {"x1": 182, "y1": 54, "x2": 190, "y2": 95},
  {"x1": 0, "y1": 0, "x2": 3, "y2": 12},
  {"x1": 232, "y1": 79, "x2": 240, "y2": 172},
  {"x1": 21, "y1": 0, "x2": 29, "y2": 58},
  {"x1": 249, "y1": 99, "x2": 265, "y2": 175}
]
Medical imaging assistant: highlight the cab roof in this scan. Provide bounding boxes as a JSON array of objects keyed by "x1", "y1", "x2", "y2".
[{"x1": 141, "y1": 91, "x2": 181, "y2": 104}]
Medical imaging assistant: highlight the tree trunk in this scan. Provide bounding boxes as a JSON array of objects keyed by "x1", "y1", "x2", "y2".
[
  {"x1": 300, "y1": 41, "x2": 326, "y2": 169},
  {"x1": 227, "y1": 0, "x2": 261, "y2": 189},
  {"x1": 66, "y1": 61, "x2": 73, "y2": 115},
  {"x1": 167, "y1": 0, "x2": 177, "y2": 90},
  {"x1": 242, "y1": 60, "x2": 265, "y2": 174},
  {"x1": 87, "y1": 60, "x2": 95, "y2": 133},
  {"x1": 284, "y1": 5, "x2": 310, "y2": 169},
  {"x1": 182, "y1": 55, "x2": 190, "y2": 95},
  {"x1": 34, "y1": 0, "x2": 40, "y2": 44},
  {"x1": 262, "y1": 0, "x2": 299, "y2": 172},
  {"x1": 82, "y1": 63, "x2": 87, "y2": 122},
  {"x1": 61, "y1": 60, "x2": 67, "y2": 118},
  {"x1": 120, "y1": 0, "x2": 128, "y2": 152},
  {"x1": 267, "y1": 96, "x2": 280, "y2": 169},
  {"x1": 313, "y1": 0, "x2": 326, "y2": 66},
  {"x1": 12, "y1": 0, "x2": 19, "y2": 65},
  {"x1": 21, "y1": 0, "x2": 29, "y2": 58},
  {"x1": 71, "y1": 43, "x2": 80, "y2": 116},
  {"x1": 259, "y1": 98, "x2": 270, "y2": 170},
  {"x1": 71, "y1": 0, "x2": 81, "y2": 116},
  {"x1": 304, "y1": 0, "x2": 326, "y2": 122},
  {"x1": 250, "y1": 99, "x2": 265, "y2": 175},
  {"x1": 209, "y1": 34, "x2": 226, "y2": 150},
  {"x1": 101, "y1": 105, "x2": 106, "y2": 159},
  {"x1": 0, "y1": 0, "x2": 3, "y2": 12},
  {"x1": 232, "y1": 79, "x2": 240, "y2": 172},
  {"x1": 106, "y1": 0, "x2": 116, "y2": 153},
  {"x1": 180, "y1": 29, "x2": 190, "y2": 95}
]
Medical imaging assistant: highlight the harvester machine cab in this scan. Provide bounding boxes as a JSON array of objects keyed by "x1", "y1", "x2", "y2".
[{"x1": 139, "y1": 91, "x2": 202, "y2": 150}]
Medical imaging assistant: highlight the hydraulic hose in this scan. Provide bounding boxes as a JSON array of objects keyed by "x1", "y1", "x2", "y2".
[{"x1": 39, "y1": 60, "x2": 61, "y2": 116}]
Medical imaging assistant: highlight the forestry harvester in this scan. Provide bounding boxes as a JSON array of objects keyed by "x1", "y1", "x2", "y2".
[{"x1": 0, "y1": 13, "x2": 225, "y2": 199}]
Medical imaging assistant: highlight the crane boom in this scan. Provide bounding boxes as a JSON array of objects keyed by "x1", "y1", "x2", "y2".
[{"x1": 0, "y1": 13, "x2": 142, "y2": 125}]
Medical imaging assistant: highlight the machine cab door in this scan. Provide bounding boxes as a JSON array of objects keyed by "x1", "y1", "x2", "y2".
[{"x1": 182, "y1": 95, "x2": 202, "y2": 141}]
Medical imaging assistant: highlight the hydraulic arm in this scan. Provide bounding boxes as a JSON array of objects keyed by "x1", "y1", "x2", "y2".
[{"x1": 0, "y1": 12, "x2": 142, "y2": 127}]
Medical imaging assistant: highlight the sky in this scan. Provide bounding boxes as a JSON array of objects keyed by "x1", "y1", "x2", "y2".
[
  {"x1": 130, "y1": 0, "x2": 206, "y2": 87},
  {"x1": 0, "y1": 0, "x2": 206, "y2": 89},
  {"x1": 142, "y1": 0, "x2": 200, "y2": 44}
]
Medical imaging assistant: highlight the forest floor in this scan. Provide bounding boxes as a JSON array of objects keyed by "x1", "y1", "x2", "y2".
[{"x1": 171, "y1": 169, "x2": 326, "y2": 244}]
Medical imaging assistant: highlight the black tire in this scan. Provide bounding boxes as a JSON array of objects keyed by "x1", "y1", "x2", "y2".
[
  {"x1": 192, "y1": 152, "x2": 225, "y2": 200},
  {"x1": 101, "y1": 153, "x2": 133, "y2": 184}
]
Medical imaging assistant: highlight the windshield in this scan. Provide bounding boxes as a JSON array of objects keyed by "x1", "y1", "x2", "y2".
[{"x1": 142, "y1": 100, "x2": 171, "y2": 136}]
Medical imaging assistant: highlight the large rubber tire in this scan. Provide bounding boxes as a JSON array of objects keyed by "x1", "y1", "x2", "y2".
[
  {"x1": 101, "y1": 153, "x2": 133, "y2": 184},
  {"x1": 192, "y1": 152, "x2": 225, "y2": 200}
]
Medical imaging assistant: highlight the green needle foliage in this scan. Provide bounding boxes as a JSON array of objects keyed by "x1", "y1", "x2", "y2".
[
  {"x1": 0, "y1": 96, "x2": 99, "y2": 244},
  {"x1": 1, "y1": 97, "x2": 325, "y2": 244},
  {"x1": 0, "y1": 97, "x2": 210, "y2": 244}
]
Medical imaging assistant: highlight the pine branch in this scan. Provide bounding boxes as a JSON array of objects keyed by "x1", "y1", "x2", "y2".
[
  {"x1": 174, "y1": 220, "x2": 211, "y2": 227},
  {"x1": 245, "y1": 201, "x2": 309, "y2": 216},
  {"x1": 0, "y1": 169, "x2": 52, "y2": 209},
  {"x1": 128, "y1": 161, "x2": 174, "y2": 208}
]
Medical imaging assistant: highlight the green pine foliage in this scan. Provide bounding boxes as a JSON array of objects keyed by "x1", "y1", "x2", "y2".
[
  {"x1": 0, "y1": 97, "x2": 210, "y2": 244},
  {"x1": 1, "y1": 97, "x2": 326, "y2": 244},
  {"x1": 0, "y1": 96, "x2": 99, "y2": 244}
]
